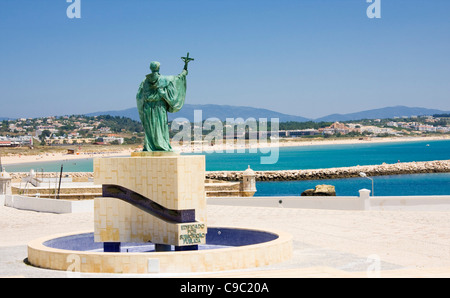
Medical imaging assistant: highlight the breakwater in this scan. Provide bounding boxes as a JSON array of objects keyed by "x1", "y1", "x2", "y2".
[
  {"x1": 205, "y1": 160, "x2": 450, "y2": 181},
  {"x1": 7, "y1": 160, "x2": 450, "y2": 182}
]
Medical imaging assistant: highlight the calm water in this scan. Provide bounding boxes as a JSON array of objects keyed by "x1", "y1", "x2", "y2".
[
  {"x1": 4, "y1": 139, "x2": 450, "y2": 196},
  {"x1": 200, "y1": 139, "x2": 450, "y2": 171},
  {"x1": 255, "y1": 173, "x2": 450, "y2": 197}
]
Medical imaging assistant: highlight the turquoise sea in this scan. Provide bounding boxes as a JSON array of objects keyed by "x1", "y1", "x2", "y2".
[
  {"x1": 255, "y1": 173, "x2": 450, "y2": 197},
  {"x1": 4, "y1": 139, "x2": 450, "y2": 196}
]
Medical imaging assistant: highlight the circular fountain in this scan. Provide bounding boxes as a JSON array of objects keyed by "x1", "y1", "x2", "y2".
[
  {"x1": 28, "y1": 227, "x2": 292, "y2": 274},
  {"x1": 27, "y1": 154, "x2": 293, "y2": 274}
]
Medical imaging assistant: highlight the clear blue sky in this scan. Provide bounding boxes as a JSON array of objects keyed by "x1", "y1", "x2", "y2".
[{"x1": 1, "y1": 0, "x2": 449, "y2": 119}]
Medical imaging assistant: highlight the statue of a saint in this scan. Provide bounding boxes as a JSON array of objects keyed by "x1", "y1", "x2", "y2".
[{"x1": 136, "y1": 53, "x2": 194, "y2": 151}]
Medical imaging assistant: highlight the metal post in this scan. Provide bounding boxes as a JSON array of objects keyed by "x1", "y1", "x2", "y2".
[
  {"x1": 369, "y1": 177, "x2": 374, "y2": 196},
  {"x1": 57, "y1": 164, "x2": 63, "y2": 199},
  {"x1": 360, "y1": 172, "x2": 374, "y2": 197}
]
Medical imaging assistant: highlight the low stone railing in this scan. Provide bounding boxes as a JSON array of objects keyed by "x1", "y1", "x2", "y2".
[{"x1": 208, "y1": 189, "x2": 450, "y2": 212}]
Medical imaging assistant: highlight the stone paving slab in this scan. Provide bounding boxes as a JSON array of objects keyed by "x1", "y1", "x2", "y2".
[{"x1": 1, "y1": 203, "x2": 449, "y2": 278}]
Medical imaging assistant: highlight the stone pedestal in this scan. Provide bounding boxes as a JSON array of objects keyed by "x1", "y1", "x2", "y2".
[{"x1": 93, "y1": 153, "x2": 207, "y2": 249}]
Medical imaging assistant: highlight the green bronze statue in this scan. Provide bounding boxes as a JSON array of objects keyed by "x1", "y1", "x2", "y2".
[{"x1": 136, "y1": 53, "x2": 194, "y2": 151}]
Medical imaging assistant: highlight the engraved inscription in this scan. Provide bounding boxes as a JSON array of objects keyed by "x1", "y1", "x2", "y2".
[{"x1": 179, "y1": 223, "x2": 206, "y2": 245}]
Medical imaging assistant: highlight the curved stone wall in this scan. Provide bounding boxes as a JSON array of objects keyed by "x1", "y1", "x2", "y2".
[{"x1": 27, "y1": 227, "x2": 293, "y2": 274}]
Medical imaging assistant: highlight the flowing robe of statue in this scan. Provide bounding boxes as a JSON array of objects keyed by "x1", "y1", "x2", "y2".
[{"x1": 136, "y1": 68, "x2": 187, "y2": 152}]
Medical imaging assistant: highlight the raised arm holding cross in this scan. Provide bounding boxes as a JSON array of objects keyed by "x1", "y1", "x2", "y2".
[{"x1": 181, "y1": 52, "x2": 194, "y2": 70}]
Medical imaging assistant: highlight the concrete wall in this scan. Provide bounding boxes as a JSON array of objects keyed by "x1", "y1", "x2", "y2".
[
  {"x1": 3, "y1": 195, "x2": 93, "y2": 214},
  {"x1": 3, "y1": 190, "x2": 450, "y2": 214},
  {"x1": 208, "y1": 189, "x2": 450, "y2": 212},
  {"x1": 369, "y1": 195, "x2": 450, "y2": 211},
  {"x1": 208, "y1": 196, "x2": 363, "y2": 210}
]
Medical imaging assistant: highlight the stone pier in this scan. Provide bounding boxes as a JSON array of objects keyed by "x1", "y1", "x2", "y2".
[{"x1": 205, "y1": 160, "x2": 450, "y2": 182}]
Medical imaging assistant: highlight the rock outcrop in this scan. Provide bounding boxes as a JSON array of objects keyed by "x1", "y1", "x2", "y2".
[{"x1": 301, "y1": 184, "x2": 336, "y2": 196}]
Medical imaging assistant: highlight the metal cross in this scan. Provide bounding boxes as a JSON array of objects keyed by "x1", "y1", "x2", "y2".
[{"x1": 181, "y1": 52, "x2": 195, "y2": 64}]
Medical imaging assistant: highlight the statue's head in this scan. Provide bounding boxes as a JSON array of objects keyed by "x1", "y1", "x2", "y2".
[{"x1": 150, "y1": 61, "x2": 160, "y2": 73}]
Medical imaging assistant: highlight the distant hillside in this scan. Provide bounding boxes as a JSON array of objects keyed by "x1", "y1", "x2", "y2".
[
  {"x1": 85, "y1": 104, "x2": 450, "y2": 123},
  {"x1": 86, "y1": 104, "x2": 311, "y2": 123},
  {"x1": 315, "y1": 106, "x2": 450, "y2": 122},
  {"x1": 86, "y1": 107, "x2": 139, "y2": 121}
]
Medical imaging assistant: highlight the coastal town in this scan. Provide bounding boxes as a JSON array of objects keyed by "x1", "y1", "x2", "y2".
[
  {"x1": 1, "y1": 113, "x2": 449, "y2": 150},
  {"x1": 0, "y1": 115, "x2": 143, "y2": 148}
]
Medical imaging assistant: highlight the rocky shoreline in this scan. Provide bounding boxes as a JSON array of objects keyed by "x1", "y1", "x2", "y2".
[
  {"x1": 6, "y1": 159, "x2": 450, "y2": 182},
  {"x1": 205, "y1": 160, "x2": 450, "y2": 182}
]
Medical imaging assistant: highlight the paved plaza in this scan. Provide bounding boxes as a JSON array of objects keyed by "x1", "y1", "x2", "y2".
[{"x1": 1, "y1": 203, "x2": 450, "y2": 278}]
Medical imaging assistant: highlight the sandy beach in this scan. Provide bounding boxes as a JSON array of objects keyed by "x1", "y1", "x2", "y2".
[
  {"x1": 1, "y1": 148, "x2": 136, "y2": 166},
  {"x1": 1, "y1": 135, "x2": 449, "y2": 166}
]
